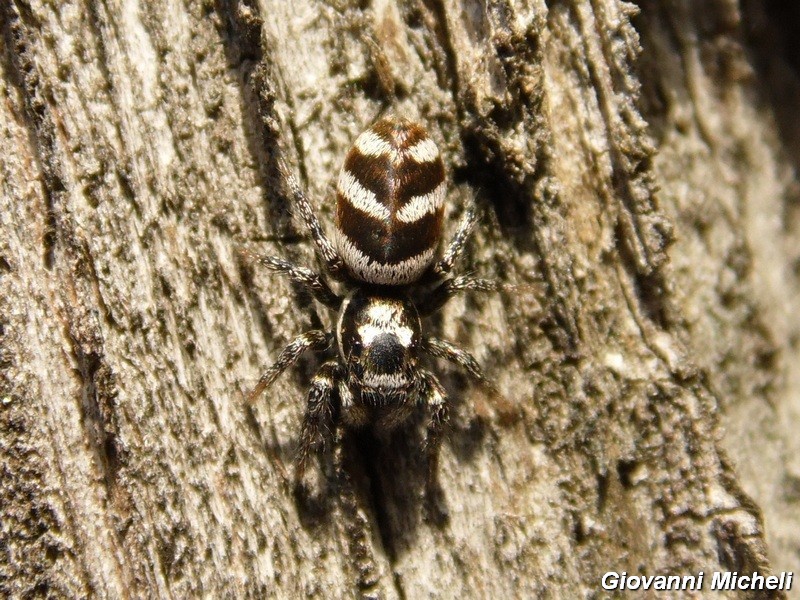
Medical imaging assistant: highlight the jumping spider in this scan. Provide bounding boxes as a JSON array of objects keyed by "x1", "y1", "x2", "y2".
[{"x1": 245, "y1": 116, "x2": 497, "y2": 486}]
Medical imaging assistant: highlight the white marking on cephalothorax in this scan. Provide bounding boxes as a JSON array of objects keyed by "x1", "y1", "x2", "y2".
[
  {"x1": 366, "y1": 302, "x2": 402, "y2": 328},
  {"x1": 396, "y1": 182, "x2": 446, "y2": 223},
  {"x1": 358, "y1": 323, "x2": 385, "y2": 346},
  {"x1": 338, "y1": 170, "x2": 391, "y2": 221},
  {"x1": 363, "y1": 372, "x2": 409, "y2": 389},
  {"x1": 334, "y1": 231, "x2": 436, "y2": 285},
  {"x1": 407, "y1": 138, "x2": 439, "y2": 164},
  {"x1": 356, "y1": 301, "x2": 414, "y2": 350},
  {"x1": 358, "y1": 321, "x2": 414, "y2": 348}
]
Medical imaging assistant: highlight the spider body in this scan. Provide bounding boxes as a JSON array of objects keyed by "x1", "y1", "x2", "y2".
[{"x1": 246, "y1": 116, "x2": 496, "y2": 482}]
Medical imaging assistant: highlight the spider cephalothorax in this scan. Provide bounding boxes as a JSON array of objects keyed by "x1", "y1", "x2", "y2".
[
  {"x1": 337, "y1": 290, "x2": 421, "y2": 408},
  {"x1": 245, "y1": 116, "x2": 496, "y2": 483}
]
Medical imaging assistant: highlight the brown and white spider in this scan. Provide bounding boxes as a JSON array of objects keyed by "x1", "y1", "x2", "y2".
[{"x1": 245, "y1": 116, "x2": 496, "y2": 484}]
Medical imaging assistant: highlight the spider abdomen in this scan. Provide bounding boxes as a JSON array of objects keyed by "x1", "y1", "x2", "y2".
[{"x1": 334, "y1": 117, "x2": 445, "y2": 286}]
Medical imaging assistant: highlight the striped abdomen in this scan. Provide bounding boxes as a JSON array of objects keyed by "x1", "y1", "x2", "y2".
[{"x1": 334, "y1": 117, "x2": 445, "y2": 286}]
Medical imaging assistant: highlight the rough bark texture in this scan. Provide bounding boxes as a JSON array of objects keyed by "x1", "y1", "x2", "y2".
[{"x1": 1, "y1": 0, "x2": 798, "y2": 598}]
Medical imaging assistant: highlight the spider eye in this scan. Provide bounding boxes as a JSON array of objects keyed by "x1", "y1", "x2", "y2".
[{"x1": 349, "y1": 337, "x2": 362, "y2": 354}]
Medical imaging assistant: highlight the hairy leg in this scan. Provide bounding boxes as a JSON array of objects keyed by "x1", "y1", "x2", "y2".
[
  {"x1": 247, "y1": 330, "x2": 332, "y2": 402},
  {"x1": 296, "y1": 360, "x2": 340, "y2": 481},
  {"x1": 419, "y1": 274, "x2": 500, "y2": 315},
  {"x1": 421, "y1": 336, "x2": 491, "y2": 388},
  {"x1": 241, "y1": 249, "x2": 340, "y2": 308},
  {"x1": 433, "y1": 205, "x2": 478, "y2": 277},
  {"x1": 278, "y1": 158, "x2": 347, "y2": 278}
]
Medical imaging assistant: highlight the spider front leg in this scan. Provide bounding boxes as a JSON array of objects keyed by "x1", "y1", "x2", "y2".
[
  {"x1": 278, "y1": 158, "x2": 347, "y2": 279},
  {"x1": 421, "y1": 336, "x2": 490, "y2": 388},
  {"x1": 421, "y1": 337, "x2": 498, "y2": 394},
  {"x1": 240, "y1": 250, "x2": 340, "y2": 308},
  {"x1": 296, "y1": 360, "x2": 341, "y2": 481},
  {"x1": 247, "y1": 330, "x2": 332, "y2": 402}
]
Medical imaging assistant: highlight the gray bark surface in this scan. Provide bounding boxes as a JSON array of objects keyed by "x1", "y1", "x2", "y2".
[{"x1": 1, "y1": 0, "x2": 798, "y2": 597}]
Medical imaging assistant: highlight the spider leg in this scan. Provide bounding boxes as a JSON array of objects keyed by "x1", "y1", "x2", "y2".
[
  {"x1": 278, "y1": 158, "x2": 347, "y2": 279},
  {"x1": 247, "y1": 330, "x2": 332, "y2": 402},
  {"x1": 419, "y1": 274, "x2": 500, "y2": 316},
  {"x1": 241, "y1": 250, "x2": 340, "y2": 308},
  {"x1": 433, "y1": 205, "x2": 478, "y2": 277},
  {"x1": 296, "y1": 360, "x2": 341, "y2": 481},
  {"x1": 421, "y1": 336, "x2": 491, "y2": 388},
  {"x1": 419, "y1": 369, "x2": 449, "y2": 485}
]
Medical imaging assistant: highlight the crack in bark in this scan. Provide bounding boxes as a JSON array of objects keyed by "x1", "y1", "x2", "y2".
[
  {"x1": 419, "y1": 0, "x2": 462, "y2": 103},
  {"x1": 1, "y1": 1, "x2": 62, "y2": 269}
]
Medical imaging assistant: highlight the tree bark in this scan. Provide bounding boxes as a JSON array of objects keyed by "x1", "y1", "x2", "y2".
[{"x1": 2, "y1": 0, "x2": 798, "y2": 597}]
